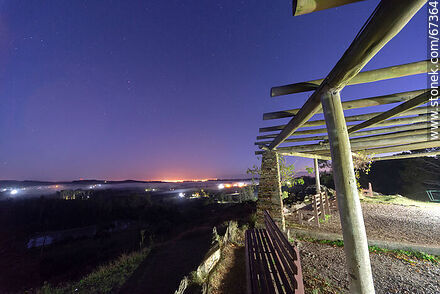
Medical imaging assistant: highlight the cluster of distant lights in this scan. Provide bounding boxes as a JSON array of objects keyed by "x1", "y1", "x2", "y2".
[
  {"x1": 1, "y1": 188, "x2": 21, "y2": 195},
  {"x1": 159, "y1": 178, "x2": 217, "y2": 183},
  {"x1": 218, "y1": 182, "x2": 246, "y2": 189}
]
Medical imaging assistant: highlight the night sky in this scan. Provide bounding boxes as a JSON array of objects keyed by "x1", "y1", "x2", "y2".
[{"x1": 0, "y1": 1, "x2": 426, "y2": 181}]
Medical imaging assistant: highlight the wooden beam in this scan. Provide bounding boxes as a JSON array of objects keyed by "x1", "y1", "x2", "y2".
[
  {"x1": 271, "y1": 61, "x2": 428, "y2": 97},
  {"x1": 293, "y1": 0, "x2": 365, "y2": 16},
  {"x1": 362, "y1": 140, "x2": 440, "y2": 155},
  {"x1": 279, "y1": 134, "x2": 429, "y2": 153},
  {"x1": 260, "y1": 114, "x2": 429, "y2": 133},
  {"x1": 349, "y1": 128, "x2": 428, "y2": 143},
  {"x1": 256, "y1": 122, "x2": 430, "y2": 141},
  {"x1": 320, "y1": 89, "x2": 374, "y2": 293},
  {"x1": 348, "y1": 91, "x2": 429, "y2": 133},
  {"x1": 255, "y1": 150, "x2": 331, "y2": 160},
  {"x1": 268, "y1": 0, "x2": 427, "y2": 149},
  {"x1": 373, "y1": 150, "x2": 440, "y2": 161},
  {"x1": 256, "y1": 126, "x2": 428, "y2": 146},
  {"x1": 264, "y1": 89, "x2": 426, "y2": 120},
  {"x1": 314, "y1": 139, "x2": 440, "y2": 156},
  {"x1": 289, "y1": 107, "x2": 426, "y2": 129}
]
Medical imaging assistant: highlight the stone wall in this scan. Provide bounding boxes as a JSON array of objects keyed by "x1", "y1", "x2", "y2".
[{"x1": 257, "y1": 150, "x2": 284, "y2": 230}]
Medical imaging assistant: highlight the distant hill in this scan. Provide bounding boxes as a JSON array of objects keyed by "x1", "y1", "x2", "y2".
[{"x1": 0, "y1": 178, "x2": 255, "y2": 188}]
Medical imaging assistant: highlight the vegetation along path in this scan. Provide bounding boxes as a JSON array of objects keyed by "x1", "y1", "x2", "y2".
[{"x1": 119, "y1": 226, "x2": 213, "y2": 294}]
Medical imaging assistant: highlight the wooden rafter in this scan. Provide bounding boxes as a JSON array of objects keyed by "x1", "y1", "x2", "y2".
[
  {"x1": 257, "y1": 122, "x2": 430, "y2": 141},
  {"x1": 263, "y1": 89, "x2": 426, "y2": 120},
  {"x1": 260, "y1": 114, "x2": 429, "y2": 133},
  {"x1": 271, "y1": 61, "x2": 428, "y2": 97},
  {"x1": 277, "y1": 134, "x2": 429, "y2": 153},
  {"x1": 348, "y1": 91, "x2": 429, "y2": 133},
  {"x1": 373, "y1": 151, "x2": 440, "y2": 161},
  {"x1": 268, "y1": 1, "x2": 427, "y2": 150},
  {"x1": 256, "y1": 127, "x2": 429, "y2": 146}
]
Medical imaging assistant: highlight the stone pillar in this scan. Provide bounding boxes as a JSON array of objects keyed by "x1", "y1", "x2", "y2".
[{"x1": 257, "y1": 150, "x2": 285, "y2": 230}]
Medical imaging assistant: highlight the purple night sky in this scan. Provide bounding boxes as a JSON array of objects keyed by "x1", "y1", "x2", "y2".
[{"x1": 0, "y1": 1, "x2": 426, "y2": 181}]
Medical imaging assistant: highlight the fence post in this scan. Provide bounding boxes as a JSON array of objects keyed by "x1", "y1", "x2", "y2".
[{"x1": 313, "y1": 194, "x2": 319, "y2": 227}]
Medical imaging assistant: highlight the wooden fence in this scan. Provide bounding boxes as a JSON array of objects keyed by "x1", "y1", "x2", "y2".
[{"x1": 295, "y1": 191, "x2": 336, "y2": 227}]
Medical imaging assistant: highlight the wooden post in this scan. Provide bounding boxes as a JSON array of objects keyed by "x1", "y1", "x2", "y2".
[
  {"x1": 314, "y1": 158, "x2": 321, "y2": 194},
  {"x1": 324, "y1": 191, "x2": 331, "y2": 215},
  {"x1": 313, "y1": 194, "x2": 320, "y2": 227},
  {"x1": 257, "y1": 151, "x2": 285, "y2": 230},
  {"x1": 318, "y1": 192, "x2": 325, "y2": 221},
  {"x1": 321, "y1": 88, "x2": 375, "y2": 293}
]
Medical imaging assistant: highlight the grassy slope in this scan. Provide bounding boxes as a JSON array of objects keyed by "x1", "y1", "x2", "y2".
[
  {"x1": 38, "y1": 248, "x2": 150, "y2": 294},
  {"x1": 360, "y1": 193, "x2": 440, "y2": 208}
]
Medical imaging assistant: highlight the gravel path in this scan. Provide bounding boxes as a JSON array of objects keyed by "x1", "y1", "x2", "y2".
[
  {"x1": 299, "y1": 241, "x2": 440, "y2": 294},
  {"x1": 287, "y1": 202, "x2": 440, "y2": 247}
]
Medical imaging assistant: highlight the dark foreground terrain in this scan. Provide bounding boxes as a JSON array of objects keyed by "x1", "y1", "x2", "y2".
[{"x1": 0, "y1": 189, "x2": 255, "y2": 293}]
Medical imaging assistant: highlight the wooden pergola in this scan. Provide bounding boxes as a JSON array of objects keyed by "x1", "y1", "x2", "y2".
[{"x1": 254, "y1": 1, "x2": 435, "y2": 293}]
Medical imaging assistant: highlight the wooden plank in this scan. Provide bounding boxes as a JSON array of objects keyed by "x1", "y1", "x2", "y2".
[
  {"x1": 264, "y1": 212, "x2": 299, "y2": 290},
  {"x1": 258, "y1": 229, "x2": 288, "y2": 293},
  {"x1": 261, "y1": 229, "x2": 294, "y2": 293},
  {"x1": 264, "y1": 211, "x2": 299, "y2": 263},
  {"x1": 271, "y1": 61, "x2": 428, "y2": 97},
  {"x1": 254, "y1": 229, "x2": 277, "y2": 293},
  {"x1": 348, "y1": 91, "x2": 429, "y2": 133},
  {"x1": 373, "y1": 150, "x2": 440, "y2": 161},
  {"x1": 269, "y1": 0, "x2": 427, "y2": 151},
  {"x1": 293, "y1": 0, "x2": 366, "y2": 16},
  {"x1": 251, "y1": 229, "x2": 269, "y2": 293},
  {"x1": 245, "y1": 231, "x2": 254, "y2": 294},
  {"x1": 264, "y1": 226, "x2": 297, "y2": 292},
  {"x1": 293, "y1": 246, "x2": 305, "y2": 294},
  {"x1": 264, "y1": 89, "x2": 425, "y2": 120}
]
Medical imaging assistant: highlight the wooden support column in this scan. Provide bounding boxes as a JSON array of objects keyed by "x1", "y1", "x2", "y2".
[
  {"x1": 257, "y1": 150, "x2": 285, "y2": 230},
  {"x1": 314, "y1": 158, "x2": 321, "y2": 194},
  {"x1": 321, "y1": 88, "x2": 375, "y2": 293}
]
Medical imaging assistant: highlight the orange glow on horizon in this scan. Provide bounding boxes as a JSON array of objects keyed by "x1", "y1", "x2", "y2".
[{"x1": 156, "y1": 178, "x2": 217, "y2": 183}]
